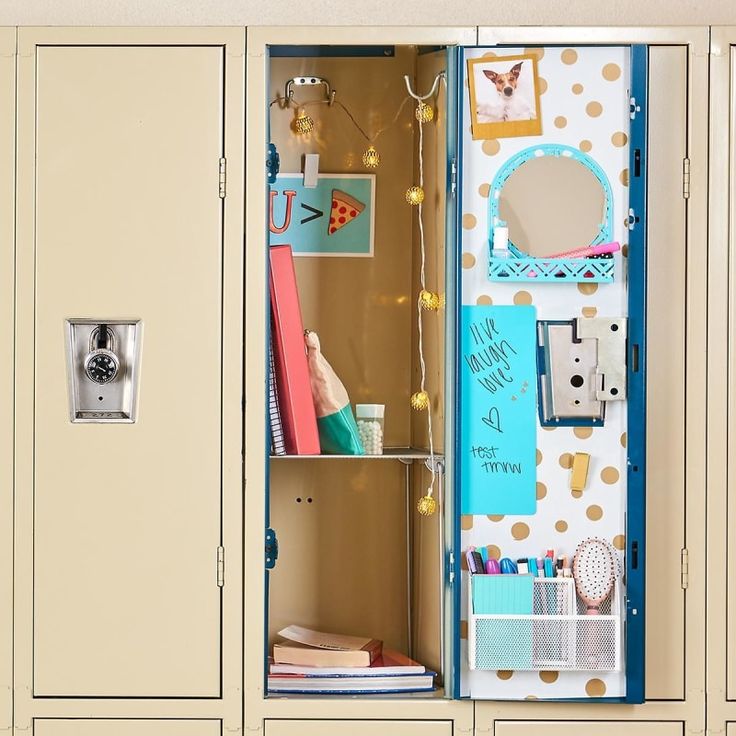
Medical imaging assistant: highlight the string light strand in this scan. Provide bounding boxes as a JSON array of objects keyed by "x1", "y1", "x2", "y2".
[{"x1": 405, "y1": 71, "x2": 446, "y2": 516}]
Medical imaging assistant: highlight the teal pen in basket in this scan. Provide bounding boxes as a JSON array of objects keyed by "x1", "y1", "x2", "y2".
[{"x1": 543, "y1": 556, "x2": 554, "y2": 578}]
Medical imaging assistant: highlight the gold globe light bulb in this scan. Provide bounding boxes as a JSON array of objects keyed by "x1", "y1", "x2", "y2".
[{"x1": 405, "y1": 186, "x2": 425, "y2": 206}]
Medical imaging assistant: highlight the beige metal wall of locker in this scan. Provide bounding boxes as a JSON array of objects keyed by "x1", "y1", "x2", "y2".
[
  {"x1": 708, "y1": 25, "x2": 736, "y2": 736},
  {"x1": 12, "y1": 26, "x2": 244, "y2": 732},
  {"x1": 0, "y1": 17, "x2": 718, "y2": 736},
  {"x1": 0, "y1": 23, "x2": 15, "y2": 736}
]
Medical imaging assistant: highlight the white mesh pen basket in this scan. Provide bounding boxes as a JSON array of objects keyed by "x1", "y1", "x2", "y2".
[{"x1": 467, "y1": 575, "x2": 622, "y2": 672}]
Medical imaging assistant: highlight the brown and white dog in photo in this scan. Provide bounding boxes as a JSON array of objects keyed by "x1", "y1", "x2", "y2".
[{"x1": 476, "y1": 61, "x2": 536, "y2": 123}]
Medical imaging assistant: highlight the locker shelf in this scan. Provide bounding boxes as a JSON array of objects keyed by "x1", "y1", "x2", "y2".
[{"x1": 270, "y1": 448, "x2": 444, "y2": 462}]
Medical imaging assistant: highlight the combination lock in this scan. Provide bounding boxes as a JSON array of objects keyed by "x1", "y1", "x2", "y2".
[{"x1": 84, "y1": 325, "x2": 120, "y2": 384}]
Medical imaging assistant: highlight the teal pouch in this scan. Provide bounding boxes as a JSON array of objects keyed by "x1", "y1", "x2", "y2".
[
  {"x1": 317, "y1": 405, "x2": 365, "y2": 455},
  {"x1": 305, "y1": 331, "x2": 365, "y2": 455}
]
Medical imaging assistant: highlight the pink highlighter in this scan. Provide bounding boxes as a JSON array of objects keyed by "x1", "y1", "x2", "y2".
[
  {"x1": 547, "y1": 241, "x2": 621, "y2": 259},
  {"x1": 485, "y1": 558, "x2": 501, "y2": 574}
]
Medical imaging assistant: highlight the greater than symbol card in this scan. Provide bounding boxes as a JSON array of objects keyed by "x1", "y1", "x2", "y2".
[
  {"x1": 269, "y1": 174, "x2": 375, "y2": 257},
  {"x1": 461, "y1": 305, "x2": 537, "y2": 515}
]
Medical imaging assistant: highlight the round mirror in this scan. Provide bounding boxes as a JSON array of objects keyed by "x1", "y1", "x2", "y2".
[{"x1": 496, "y1": 152, "x2": 609, "y2": 258}]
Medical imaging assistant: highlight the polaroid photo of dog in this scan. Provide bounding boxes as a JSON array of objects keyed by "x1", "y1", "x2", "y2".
[{"x1": 467, "y1": 54, "x2": 543, "y2": 140}]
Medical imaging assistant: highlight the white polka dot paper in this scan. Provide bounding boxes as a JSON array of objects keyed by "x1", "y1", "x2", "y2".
[{"x1": 459, "y1": 45, "x2": 631, "y2": 701}]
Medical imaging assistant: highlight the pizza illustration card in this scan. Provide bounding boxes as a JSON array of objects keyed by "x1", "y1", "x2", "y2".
[{"x1": 269, "y1": 173, "x2": 375, "y2": 257}]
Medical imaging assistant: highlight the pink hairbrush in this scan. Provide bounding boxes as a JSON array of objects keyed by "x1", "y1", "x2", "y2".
[{"x1": 572, "y1": 538, "x2": 617, "y2": 615}]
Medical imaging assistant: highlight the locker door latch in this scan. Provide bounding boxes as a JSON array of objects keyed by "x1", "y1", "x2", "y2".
[{"x1": 265, "y1": 528, "x2": 279, "y2": 569}]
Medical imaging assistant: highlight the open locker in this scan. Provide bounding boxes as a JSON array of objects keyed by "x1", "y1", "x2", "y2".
[
  {"x1": 260, "y1": 38, "x2": 647, "y2": 705},
  {"x1": 262, "y1": 43, "x2": 458, "y2": 699}
]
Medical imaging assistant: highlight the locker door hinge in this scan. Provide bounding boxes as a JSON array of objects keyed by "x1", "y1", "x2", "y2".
[
  {"x1": 450, "y1": 158, "x2": 457, "y2": 197},
  {"x1": 266, "y1": 143, "x2": 280, "y2": 184},
  {"x1": 265, "y1": 527, "x2": 279, "y2": 569},
  {"x1": 681, "y1": 547, "x2": 689, "y2": 589},
  {"x1": 217, "y1": 546, "x2": 225, "y2": 587},
  {"x1": 448, "y1": 550, "x2": 455, "y2": 585},
  {"x1": 629, "y1": 96, "x2": 641, "y2": 120},
  {"x1": 218, "y1": 157, "x2": 227, "y2": 199},
  {"x1": 682, "y1": 157, "x2": 691, "y2": 200}
]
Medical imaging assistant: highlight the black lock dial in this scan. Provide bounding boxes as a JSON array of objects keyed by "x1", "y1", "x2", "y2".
[{"x1": 84, "y1": 349, "x2": 119, "y2": 384}]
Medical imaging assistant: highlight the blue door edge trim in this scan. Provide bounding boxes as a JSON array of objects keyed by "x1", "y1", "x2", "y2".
[
  {"x1": 624, "y1": 43, "x2": 648, "y2": 705},
  {"x1": 447, "y1": 44, "x2": 464, "y2": 702}
]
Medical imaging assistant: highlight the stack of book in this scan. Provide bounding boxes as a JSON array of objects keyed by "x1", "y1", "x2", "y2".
[{"x1": 268, "y1": 625, "x2": 436, "y2": 695}]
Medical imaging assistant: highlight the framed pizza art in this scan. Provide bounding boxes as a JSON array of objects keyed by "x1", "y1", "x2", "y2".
[{"x1": 268, "y1": 173, "x2": 376, "y2": 257}]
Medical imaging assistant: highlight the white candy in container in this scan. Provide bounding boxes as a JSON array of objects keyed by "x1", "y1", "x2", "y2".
[{"x1": 355, "y1": 404, "x2": 385, "y2": 455}]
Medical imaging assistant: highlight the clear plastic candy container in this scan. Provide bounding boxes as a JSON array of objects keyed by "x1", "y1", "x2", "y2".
[{"x1": 356, "y1": 404, "x2": 385, "y2": 455}]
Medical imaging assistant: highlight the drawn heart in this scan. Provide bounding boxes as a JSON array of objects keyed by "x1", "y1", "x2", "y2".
[{"x1": 482, "y1": 407, "x2": 502, "y2": 433}]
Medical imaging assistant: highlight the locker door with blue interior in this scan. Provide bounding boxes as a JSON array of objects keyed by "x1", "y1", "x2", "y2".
[{"x1": 452, "y1": 44, "x2": 647, "y2": 703}]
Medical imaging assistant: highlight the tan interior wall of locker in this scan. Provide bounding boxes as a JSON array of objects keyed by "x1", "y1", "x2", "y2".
[
  {"x1": 12, "y1": 25, "x2": 244, "y2": 731},
  {"x1": 0, "y1": 25, "x2": 14, "y2": 736},
  {"x1": 270, "y1": 50, "x2": 415, "y2": 444},
  {"x1": 267, "y1": 47, "x2": 416, "y2": 655}
]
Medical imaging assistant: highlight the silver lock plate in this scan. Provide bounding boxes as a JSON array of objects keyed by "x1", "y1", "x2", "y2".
[
  {"x1": 65, "y1": 319, "x2": 143, "y2": 423},
  {"x1": 538, "y1": 321, "x2": 605, "y2": 423},
  {"x1": 537, "y1": 317, "x2": 628, "y2": 426}
]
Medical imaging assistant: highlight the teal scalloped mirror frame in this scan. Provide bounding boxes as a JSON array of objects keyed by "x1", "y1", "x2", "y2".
[{"x1": 489, "y1": 144, "x2": 614, "y2": 259}]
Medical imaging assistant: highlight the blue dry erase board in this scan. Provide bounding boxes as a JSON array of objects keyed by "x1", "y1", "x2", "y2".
[
  {"x1": 460, "y1": 305, "x2": 537, "y2": 515},
  {"x1": 269, "y1": 174, "x2": 375, "y2": 256}
]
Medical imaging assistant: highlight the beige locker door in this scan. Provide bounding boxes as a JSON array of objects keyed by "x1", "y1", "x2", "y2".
[
  {"x1": 34, "y1": 720, "x2": 221, "y2": 736},
  {"x1": 645, "y1": 45, "x2": 689, "y2": 701},
  {"x1": 0, "y1": 26, "x2": 14, "y2": 736},
  {"x1": 265, "y1": 721, "x2": 452, "y2": 736},
  {"x1": 27, "y1": 44, "x2": 225, "y2": 697},
  {"x1": 494, "y1": 723, "x2": 682, "y2": 736}
]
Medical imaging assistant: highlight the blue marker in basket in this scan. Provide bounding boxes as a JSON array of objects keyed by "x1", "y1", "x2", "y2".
[{"x1": 499, "y1": 557, "x2": 518, "y2": 575}]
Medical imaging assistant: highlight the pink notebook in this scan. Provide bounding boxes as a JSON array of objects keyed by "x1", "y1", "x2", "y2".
[{"x1": 269, "y1": 245, "x2": 320, "y2": 455}]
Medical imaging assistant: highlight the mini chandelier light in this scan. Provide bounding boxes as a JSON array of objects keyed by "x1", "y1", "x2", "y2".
[
  {"x1": 362, "y1": 145, "x2": 381, "y2": 168},
  {"x1": 293, "y1": 107, "x2": 315, "y2": 135},
  {"x1": 415, "y1": 101, "x2": 434, "y2": 123}
]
